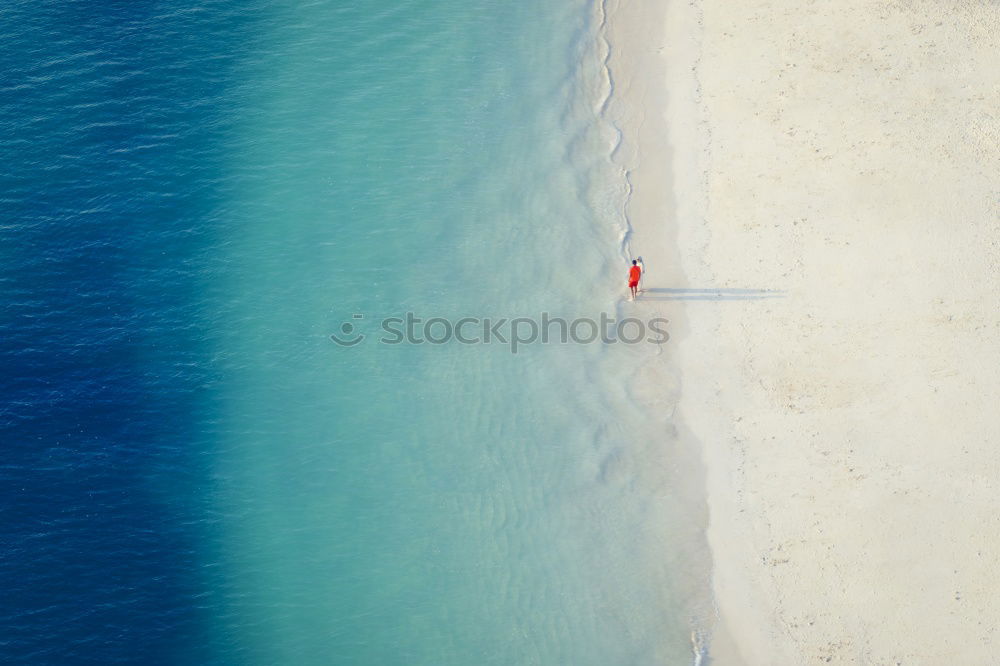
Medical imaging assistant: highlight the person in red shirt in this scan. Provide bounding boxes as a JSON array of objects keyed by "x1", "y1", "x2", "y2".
[{"x1": 628, "y1": 259, "x2": 642, "y2": 300}]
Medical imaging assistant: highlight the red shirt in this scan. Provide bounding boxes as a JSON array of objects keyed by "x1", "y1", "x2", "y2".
[{"x1": 629, "y1": 266, "x2": 641, "y2": 282}]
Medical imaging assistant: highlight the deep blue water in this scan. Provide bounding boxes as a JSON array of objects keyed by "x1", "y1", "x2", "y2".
[{"x1": 2, "y1": 2, "x2": 247, "y2": 662}]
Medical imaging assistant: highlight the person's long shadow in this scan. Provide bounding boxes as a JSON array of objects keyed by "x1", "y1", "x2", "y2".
[{"x1": 639, "y1": 287, "x2": 785, "y2": 301}]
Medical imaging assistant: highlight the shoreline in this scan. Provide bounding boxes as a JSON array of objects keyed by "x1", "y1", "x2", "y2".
[
  {"x1": 606, "y1": 0, "x2": 1000, "y2": 662},
  {"x1": 598, "y1": 0, "x2": 726, "y2": 661}
]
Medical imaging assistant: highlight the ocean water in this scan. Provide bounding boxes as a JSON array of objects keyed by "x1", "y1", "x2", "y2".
[{"x1": 2, "y1": 1, "x2": 712, "y2": 664}]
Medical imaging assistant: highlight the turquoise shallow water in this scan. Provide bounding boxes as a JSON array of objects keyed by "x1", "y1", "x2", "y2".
[{"x1": 2, "y1": 1, "x2": 711, "y2": 663}]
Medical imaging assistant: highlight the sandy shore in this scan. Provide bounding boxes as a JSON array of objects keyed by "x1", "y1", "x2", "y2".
[{"x1": 608, "y1": 0, "x2": 1000, "y2": 662}]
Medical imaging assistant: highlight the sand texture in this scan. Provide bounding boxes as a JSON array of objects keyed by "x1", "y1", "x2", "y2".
[{"x1": 609, "y1": 0, "x2": 1000, "y2": 662}]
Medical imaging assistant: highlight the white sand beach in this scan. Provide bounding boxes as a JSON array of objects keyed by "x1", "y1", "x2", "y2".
[{"x1": 607, "y1": 0, "x2": 1000, "y2": 662}]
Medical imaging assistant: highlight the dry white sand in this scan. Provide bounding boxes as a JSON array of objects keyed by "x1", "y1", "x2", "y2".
[{"x1": 607, "y1": 0, "x2": 1000, "y2": 662}]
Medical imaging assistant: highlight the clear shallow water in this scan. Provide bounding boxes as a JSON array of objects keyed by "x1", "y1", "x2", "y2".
[{"x1": 2, "y1": 1, "x2": 711, "y2": 664}]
